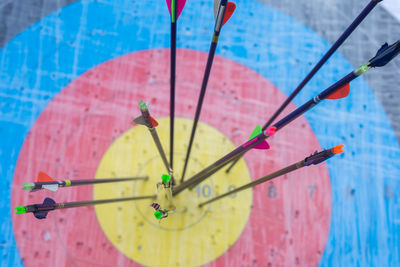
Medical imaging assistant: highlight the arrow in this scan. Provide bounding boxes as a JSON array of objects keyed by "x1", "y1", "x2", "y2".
[
  {"x1": 225, "y1": 0, "x2": 384, "y2": 174},
  {"x1": 172, "y1": 41, "x2": 400, "y2": 195},
  {"x1": 22, "y1": 171, "x2": 148, "y2": 192},
  {"x1": 133, "y1": 100, "x2": 175, "y2": 184},
  {"x1": 198, "y1": 145, "x2": 344, "y2": 207},
  {"x1": 14, "y1": 195, "x2": 155, "y2": 220},
  {"x1": 166, "y1": 0, "x2": 187, "y2": 173},
  {"x1": 180, "y1": 0, "x2": 236, "y2": 183}
]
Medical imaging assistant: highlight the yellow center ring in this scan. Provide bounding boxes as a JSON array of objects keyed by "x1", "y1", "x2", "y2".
[{"x1": 94, "y1": 118, "x2": 252, "y2": 266}]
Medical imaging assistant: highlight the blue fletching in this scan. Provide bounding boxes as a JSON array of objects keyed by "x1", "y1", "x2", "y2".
[
  {"x1": 43, "y1": 198, "x2": 56, "y2": 205},
  {"x1": 375, "y1": 43, "x2": 388, "y2": 56},
  {"x1": 33, "y1": 211, "x2": 49, "y2": 219},
  {"x1": 369, "y1": 41, "x2": 400, "y2": 67}
]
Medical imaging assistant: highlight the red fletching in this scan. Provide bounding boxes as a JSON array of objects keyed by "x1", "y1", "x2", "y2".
[
  {"x1": 149, "y1": 115, "x2": 159, "y2": 127},
  {"x1": 326, "y1": 83, "x2": 350, "y2": 99},
  {"x1": 37, "y1": 171, "x2": 54, "y2": 182},
  {"x1": 222, "y1": 2, "x2": 236, "y2": 27}
]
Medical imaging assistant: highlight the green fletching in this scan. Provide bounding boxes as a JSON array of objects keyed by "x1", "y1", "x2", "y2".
[
  {"x1": 15, "y1": 206, "x2": 27, "y2": 214},
  {"x1": 138, "y1": 100, "x2": 147, "y2": 112},
  {"x1": 161, "y1": 174, "x2": 171, "y2": 183},
  {"x1": 22, "y1": 182, "x2": 35, "y2": 191},
  {"x1": 154, "y1": 210, "x2": 163, "y2": 219},
  {"x1": 354, "y1": 63, "x2": 371, "y2": 76},
  {"x1": 249, "y1": 125, "x2": 262, "y2": 140}
]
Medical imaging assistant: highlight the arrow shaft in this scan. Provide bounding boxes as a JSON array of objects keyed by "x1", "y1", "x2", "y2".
[
  {"x1": 199, "y1": 145, "x2": 341, "y2": 207},
  {"x1": 137, "y1": 101, "x2": 174, "y2": 181},
  {"x1": 225, "y1": 0, "x2": 381, "y2": 173},
  {"x1": 149, "y1": 127, "x2": 172, "y2": 175},
  {"x1": 180, "y1": 0, "x2": 228, "y2": 183},
  {"x1": 199, "y1": 161, "x2": 302, "y2": 207},
  {"x1": 32, "y1": 176, "x2": 148, "y2": 190},
  {"x1": 170, "y1": 22, "x2": 176, "y2": 172},
  {"x1": 170, "y1": 0, "x2": 177, "y2": 171},
  {"x1": 68, "y1": 176, "x2": 148, "y2": 185},
  {"x1": 59, "y1": 195, "x2": 155, "y2": 209},
  {"x1": 181, "y1": 40, "x2": 218, "y2": 182}
]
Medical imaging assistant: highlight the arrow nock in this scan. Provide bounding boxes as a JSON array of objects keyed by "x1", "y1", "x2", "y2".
[
  {"x1": 22, "y1": 182, "x2": 35, "y2": 191},
  {"x1": 15, "y1": 206, "x2": 27, "y2": 214}
]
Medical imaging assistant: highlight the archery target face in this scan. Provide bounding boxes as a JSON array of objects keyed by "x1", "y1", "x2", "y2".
[
  {"x1": 11, "y1": 49, "x2": 330, "y2": 266},
  {"x1": 2, "y1": 0, "x2": 400, "y2": 266}
]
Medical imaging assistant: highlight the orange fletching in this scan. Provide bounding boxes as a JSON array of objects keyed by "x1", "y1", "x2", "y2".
[
  {"x1": 222, "y1": 2, "x2": 236, "y2": 26},
  {"x1": 326, "y1": 83, "x2": 350, "y2": 99},
  {"x1": 332, "y1": 144, "x2": 344, "y2": 155},
  {"x1": 37, "y1": 171, "x2": 54, "y2": 182}
]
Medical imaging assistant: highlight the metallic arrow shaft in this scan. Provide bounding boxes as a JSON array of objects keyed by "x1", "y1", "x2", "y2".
[
  {"x1": 59, "y1": 195, "x2": 156, "y2": 209},
  {"x1": 199, "y1": 161, "x2": 303, "y2": 207},
  {"x1": 199, "y1": 145, "x2": 341, "y2": 207},
  {"x1": 31, "y1": 176, "x2": 148, "y2": 190},
  {"x1": 149, "y1": 127, "x2": 173, "y2": 176}
]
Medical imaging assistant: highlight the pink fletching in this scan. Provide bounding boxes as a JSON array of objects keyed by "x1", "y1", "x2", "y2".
[
  {"x1": 254, "y1": 141, "x2": 270, "y2": 150},
  {"x1": 166, "y1": 0, "x2": 187, "y2": 20}
]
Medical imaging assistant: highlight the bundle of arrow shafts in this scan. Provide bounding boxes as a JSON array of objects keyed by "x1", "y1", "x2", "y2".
[
  {"x1": 15, "y1": 172, "x2": 152, "y2": 219},
  {"x1": 173, "y1": 41, "x2": 400, "y2": 195},
  {"x1": 198, "y1": 145, "x2": 344, "y2": 207}
]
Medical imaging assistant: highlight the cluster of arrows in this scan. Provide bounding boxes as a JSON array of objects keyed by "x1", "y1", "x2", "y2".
[{"x1": 15, "y1": 0, "x2": 400, "y2": 221}]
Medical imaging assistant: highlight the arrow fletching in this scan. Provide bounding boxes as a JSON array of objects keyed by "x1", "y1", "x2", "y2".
[
  {"x1": 249, "y1": 125, "x2": 262, "y2": 140},
  {"x1": 133, "y1": 115, "x2": 146, "y2": 126},
  {"x1": 326, "y1": 83, "x2": 350, "y2": 99},
  {"x1": 214, "y1": 0, "x2": 236, "y2": 27},
  {"x1": 166, "y1": 0, "x2": 186, "y2": 21},
  {"x1": 213, "y1": 0, "x2": 219, "y2": 18},
  {"x1": 37, "y1": 171, "x2": 54, "y2": 182},
  {"x1": 34, "y1": 198, "x2": 56, "y2": 219},
  {"x1": 222, "y1": 2, "x2": 236, "y2": 26},
  {"x1": 148, "y1": 115, "x2": 159, "y2": 127},
  {"x1": 42, "y1": 184, "x2": 59, "y2": 192},
  {"x1": 368, "y1": 41, "x2": 400, "y2": 67}
]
